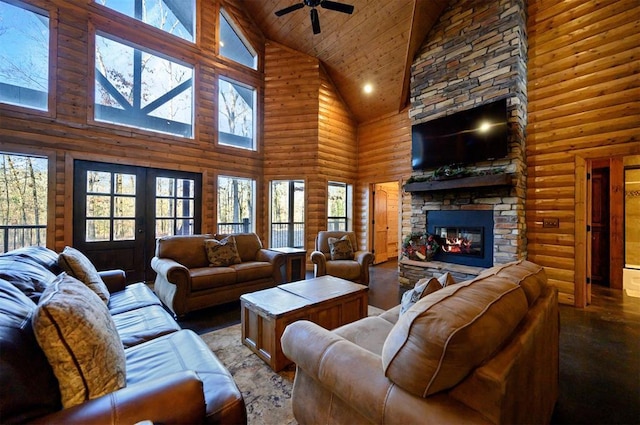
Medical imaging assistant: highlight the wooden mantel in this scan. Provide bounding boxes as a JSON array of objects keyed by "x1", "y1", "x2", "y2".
[{"x1": 403, "y1": 173, "x2": 513, "y2": 192}]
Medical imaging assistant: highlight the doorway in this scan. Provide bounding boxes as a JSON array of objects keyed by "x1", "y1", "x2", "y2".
[
  {"x1": 372, "y1": 182, "x2": 399, "y2": 264},
  {"x1": 591, "y1": 161, "x2": 610, "y2": 287},
  {"x1": 73, "y1": 160, "x2": 202, "y2": 282}
]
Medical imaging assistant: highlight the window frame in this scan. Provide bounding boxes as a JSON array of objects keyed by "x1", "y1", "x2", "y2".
[
  {"x1": 89, "y1": 28, "x2": 197, "y2": 139},
  {"x1": 270, "y1": 179, "x2": 305, "y2": 248},
  {"x1": 327, "y1": 181, "x2": 352, "y2": 232},
  {"x1": 217, "y1": 76, "x2": 257, "y2": 151},
  {"x1": 218, "y1": 8, "x2": 258, "y2": 71},
  {"x1": 216, "y1": 175, "x2": 256, "y2": 234},
  {"x1": 0, "y1": 0, "x2": 57, "y2": 118}
]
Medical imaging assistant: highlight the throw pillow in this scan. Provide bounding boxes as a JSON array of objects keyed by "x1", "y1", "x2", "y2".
[
  {"x1": 204, "y1": 236, "x2": 242, "y2": 267},
  {"x1": 400, "y1": 277, "x2": 442, "y2": 315},
  {"x1": 32, "y1": 273, "x2": 126, "y2": 408},
  {"x1": 328, "y1": 235, "x2": 354, "y2": 260},
  {"x1": 437, "y1": 272, "x2": 456, "y2": 287},
  {"x1": 58, "y1": 246, "x2": 110, "y2": 304}
]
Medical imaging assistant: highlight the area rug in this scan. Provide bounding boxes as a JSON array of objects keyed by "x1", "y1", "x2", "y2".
[{"x1": 200, "y1": 305, "x2": 385, "y2": 425}]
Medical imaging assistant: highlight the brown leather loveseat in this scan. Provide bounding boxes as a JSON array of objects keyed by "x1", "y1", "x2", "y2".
[
  {"x1": 282, "y1": 260, "x2": 559, "y2": 424},
  {"x1": 0, "y1": 246, "x2": 246, "y2": 424},
  {"x1": 151, "y1": 233, "x2": 285, "y2": 317}
]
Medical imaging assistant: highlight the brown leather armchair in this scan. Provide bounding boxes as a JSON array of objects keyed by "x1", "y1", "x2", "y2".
[{"x1": 310, "y1": 231, "x2": 374, "y2": 285}]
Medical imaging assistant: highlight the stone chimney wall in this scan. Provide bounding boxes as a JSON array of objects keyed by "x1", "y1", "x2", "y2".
[{"x1": 401, "y1": 0, "x2": 528, "y2": 287}]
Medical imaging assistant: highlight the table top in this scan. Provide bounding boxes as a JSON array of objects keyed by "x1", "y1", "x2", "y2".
[
  {"x1": 240, "y1": 275, "x2": 367, "y2": 317},
  {"x1": 268, "y1": 247, "x2": 307, "y2": 255}
]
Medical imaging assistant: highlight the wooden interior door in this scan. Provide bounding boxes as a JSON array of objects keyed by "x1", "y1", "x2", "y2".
[
  {"x1": 591, "y1": 166, "x2": 610, "y2": 287},
  {"x1": 373, "y1": 186, "x2": 388, "y2": 264}
]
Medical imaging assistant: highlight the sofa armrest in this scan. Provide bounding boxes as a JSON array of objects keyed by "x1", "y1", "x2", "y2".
[
  {"x1": 31, "y1": 371, "x2": 205, "y2": 425},
  {"x1": 310, "y1": 250, "x2": 327, "y2": 276},
  {"x1": 98, "y1": 269, "x2": 127, "y2": 293},
  {"x1": 281, "y1": 320, "x2": 393, "y2": 423},
  {"x1": 354, "y1": 250, "x2": 373, "y2": 266},
  {"x1": 256, "y1": 249, "x2": 286, "y2": 283},
  {"x1": 151, "y1": 257, "x2": 190, "y2": 287}
]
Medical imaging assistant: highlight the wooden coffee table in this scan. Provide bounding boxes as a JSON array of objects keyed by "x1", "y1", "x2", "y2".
[{"x1": 240, "y1": 275, "x2": 368, "y2": 371}]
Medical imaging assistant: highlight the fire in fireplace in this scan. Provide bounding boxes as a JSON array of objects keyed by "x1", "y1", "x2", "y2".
[{"x1": 427, "y1": 210, "x2": 494, "y2": 268}]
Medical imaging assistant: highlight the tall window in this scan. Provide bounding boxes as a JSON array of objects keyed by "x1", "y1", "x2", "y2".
[
  {"x1": 328, "y1": 181, "x2": 351, "y2": 231},
  {"x1": 0, "y1": 153, "x2": 48, "y2": 252},
  {"x1": 0, "y1": 1, "x2": 49, "y2": 111},
  {"x1": 219, "y1": 10, "x2": 257, "y2": 70},
  {"x1": 94, "y1": 33, "x2": 194, "y2": 137},
  {"x1": 155, "y1": 177, "x2": 196, "y2": 237},
  {"x1": 95, "y1": 0, "x2": 195, "y2": 42},
  {"x1": 217, "y1": 176, "x2": 255, "y2": 234},
  {"x1": 218, "y1": 77, "x2": 256, "y2": 150},
  {"x1": 271, "y1": 180, "x2": 304, "y2": 248}
]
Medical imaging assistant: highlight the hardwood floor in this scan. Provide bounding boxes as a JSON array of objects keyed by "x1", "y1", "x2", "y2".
[{"x1": 178, "y1": 261, "x2": 640, "y2": 424}]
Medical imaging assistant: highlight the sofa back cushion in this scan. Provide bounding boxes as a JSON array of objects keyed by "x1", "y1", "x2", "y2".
[
  {"x1": 217, "y1": 233, "x2": 263, "y2": 262},
  {"x1": 155, "y1": 234, "x2": 214, "y2": 268},
  {"x1": 479, "y1": 259, "x2": 547, "y2": 306},
  {"x1": 316, "y1": 231, "x2": 358, "y2": 255},
  {"x1": 0, "y1": 278, "x2": 61, "y2": 423},
  {"x1": 32, "y1": 273, "x2": 126, "y2": 408},
  {"x1": 0, "y1": 250, "x2": 58, "y2": 303},
  {"x1": 382, "y1": 274, "x2": 529, "y2": 397}
]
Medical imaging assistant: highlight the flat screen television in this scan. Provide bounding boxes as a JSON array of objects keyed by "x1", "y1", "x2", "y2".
[{"x1": 411, "y1": 99, "x2": 509, "y2": 170}]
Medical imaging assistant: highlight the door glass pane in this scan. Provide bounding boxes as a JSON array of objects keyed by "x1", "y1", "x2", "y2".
[
  {"x1": 87, "y1": 171, "x2": 111, "y2": 193},
  {"x1": 177, "y1": 179, "x2": 194, "y2": 197},
  {"x1": 114, "y1": 196, "x2": 135, "y2": 217},
  {"x1": 156, "y1": 219, "x2": 174, "y2": 238},
  {"x1": 625, "y1": 168, "x2": 640, "y2": 268},
  {"x1": 113, "y1": 219, "x2": 135, "y2": 240},
  {"x1": 114, "y1": 173, "x2": 136, "y2": 194},
  {"x1": 176, "y1": 199, "x2": 194, "y2": 218},
  {"x1": 156, "y1": 198, "x2": 174, "y2": 217},
  {"x1": 87, "y1": 195, "x2": 111, "y2": 217},
  {"x1": 156, "y1": 177, "x2": 175, "y2": 197},
  {"x1": 155, "y1": 176, "x2": 195, "y2": 237},
  {"x1": 86, "y1": 219, "x2": 110, "y2": 241}
]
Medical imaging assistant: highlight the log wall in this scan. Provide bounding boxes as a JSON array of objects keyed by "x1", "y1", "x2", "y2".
[{"x1": 527, "y1": 0, "x2": 640, "y2": 305}]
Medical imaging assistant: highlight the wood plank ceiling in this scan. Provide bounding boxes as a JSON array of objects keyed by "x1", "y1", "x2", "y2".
[{"x1": 242, "y1": 0, "x2": 449, "y2": 123}]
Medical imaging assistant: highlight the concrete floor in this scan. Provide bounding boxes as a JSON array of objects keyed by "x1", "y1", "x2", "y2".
[{"x1": 179, "y1": 260, "x2": 640, "y2": 424}]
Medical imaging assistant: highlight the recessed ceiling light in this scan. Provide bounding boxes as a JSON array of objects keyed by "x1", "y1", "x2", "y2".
[{"x1": 363, "y1": 84, "x2": 373, "y2": 94}]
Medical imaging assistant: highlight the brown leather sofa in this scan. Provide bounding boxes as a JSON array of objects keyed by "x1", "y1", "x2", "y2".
[
  {"x1": 0, "y1": 246, "x2": 246, "y2": 424},
  {"x1": 151, "y1": 233, "x2": 285, "y2": 317},
  {"x1": 310, "y1": 231, "x2": 374, "y2": 284},
  {"x1": 282, "y1": 260, "x2": 559, "y2": 424}
]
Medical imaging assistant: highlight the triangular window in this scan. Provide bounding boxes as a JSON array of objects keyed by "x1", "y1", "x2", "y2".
[{"x1": 219, "y1": 10, "x2": 257, "y2": 70}]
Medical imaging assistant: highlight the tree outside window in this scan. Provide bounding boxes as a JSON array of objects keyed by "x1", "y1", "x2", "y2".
[
  {"x1": 218, "y1": 78, "x2": 256, "y2": 150},
  {"x1": 217, "y1": 176, "x2": 254, "y2": 234},
  {"x1": 328, "y1": 181, "x2": 350, "y2": 231},
  {"x1": 0, "y1": 1, "x2": 49, "y2": 111},
  {"x1": 271, "y1": 180, "x2": 304, "y2": 248},
  {"x1": 0, "y1": 153, "x2": 48, "y2": 252}
]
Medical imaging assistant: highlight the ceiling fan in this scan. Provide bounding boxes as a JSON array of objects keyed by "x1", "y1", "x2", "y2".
[{"x1": 275, "y1": 0, "x2": 355, "y2": 35}]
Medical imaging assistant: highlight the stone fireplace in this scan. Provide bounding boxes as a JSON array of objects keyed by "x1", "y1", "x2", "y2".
[{"x1": 399, "y1": 0, "x2": 528, "y2": 291}]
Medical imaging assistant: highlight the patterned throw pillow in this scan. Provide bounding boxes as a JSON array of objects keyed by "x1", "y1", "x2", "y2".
[
  {"x1": 328, "y1": 235, "x2": 354, "y2": 260},
  {"x1": 400, "y1": 277, "x2": 442, "y2": 315},
  {"x1": 204, "y1": 236, "x2": 242, "y2": 267},
  {"x1": 58, "y1": 246, "x2": 110, "y2": 304},
  {"x1": 32, "y1": 273, "x2": 126, "y2": 409}
]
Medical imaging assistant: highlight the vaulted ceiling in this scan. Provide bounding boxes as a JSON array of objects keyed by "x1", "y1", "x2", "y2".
[{"x1": 241, "y1": 0, "x2": 449, "y2": 123}]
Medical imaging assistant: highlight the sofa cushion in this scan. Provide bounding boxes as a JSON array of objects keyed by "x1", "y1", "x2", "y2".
[
  {"x1": 32, "y1": 273, "x2": 126, "y2": 408},
  {"x1": 0, "y1": 255, "x2": 57, "y2": 303},
  {"x1": 233, "y1": 261, "x2": 274, "y2": 282},
  {"x1": 190, "y1": 266, "x2": 237, "y2": 291},
  {"x1": 479, "y1": 259, "x2": 547, "y2": 306},
  {"x1": 58, "y1": 246, "x2": 110, "y2": 303},
  {"x1": 328, "y1": 235, "x2": 355, "y2": 260},
  {"x1": 112, "y1": 304, "x2": 181, "y2": 348},
  {"x1": 155, "y1": 234, "x2": 213, "y2": 269},
  {"x1": 0, "y1": 278, "x2": 61, "y2": 423},
  {"x1": 400, "y1": 277, "x2": 442, "y2": 315},
  {"x1": 205, "y1": 237, "x2": 242, "y2": 267},
  {"x1": 108, "y1": 281, "x2": 162, "y2": 315},
  {"x1": 325, "y1": 260, "x2": 361, "y2": 281},
  {"x1": 382, "y1": 274, "x2": 529, "y2": 397},
  {"x1": 218, "y1": 232, "x2": 263, "y2": 262}
]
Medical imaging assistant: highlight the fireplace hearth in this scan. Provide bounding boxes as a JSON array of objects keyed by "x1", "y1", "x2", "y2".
[{"x1": 428, "y1": 210, "x2": 494, "y2": 268}]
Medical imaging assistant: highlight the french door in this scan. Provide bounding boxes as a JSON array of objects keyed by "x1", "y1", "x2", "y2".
[{"x1": 73, "y1": 160, "x2": 201, "y2": 282}]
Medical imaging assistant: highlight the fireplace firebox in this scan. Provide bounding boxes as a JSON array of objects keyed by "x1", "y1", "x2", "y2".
[{"x1": 427, "y1": 210, "x2": 494, "y2": 268}]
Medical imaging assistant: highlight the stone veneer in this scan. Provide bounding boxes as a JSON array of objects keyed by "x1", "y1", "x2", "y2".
[{"x1": 400, "y1": 0, "x2": 528, "y2": 290}]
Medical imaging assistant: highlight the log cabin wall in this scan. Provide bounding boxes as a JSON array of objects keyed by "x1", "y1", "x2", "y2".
[
  {"x1": 0, "y1": 0, "x2": 267, "y2": 250},
  {"x1": 262, "y1": 42, "x2": 358, "y2": 259},
  {"x1": 527, "y1": 0, "x2": 640, "y2": 306}
]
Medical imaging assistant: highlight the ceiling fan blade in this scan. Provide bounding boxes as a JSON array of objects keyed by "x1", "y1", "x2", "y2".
[
  {"x1": 310, "y1": 8, "x2": 321, "y2": 34},
  {"x1": 275, "y1": 2, "x2": 305, "y2": 17},
  {"x1": 320, "y1": 0, "x2": 354, "y2": 14}
]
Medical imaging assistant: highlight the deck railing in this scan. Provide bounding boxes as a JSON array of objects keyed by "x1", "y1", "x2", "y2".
[{"x1": 1, "y1": 225, "x2": 47, "y2": 253}]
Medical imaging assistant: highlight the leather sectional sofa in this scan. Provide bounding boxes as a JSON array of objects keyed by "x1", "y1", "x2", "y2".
[
  {"x1": 282, "y1": 260, "x2": 559, "y2": 424},
  {"x1": 0, "y1": 246, "x2": 246, "y2": 424},
  {"x1": 152, "y1": 233, "x2": 285, "y2": 317}
]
